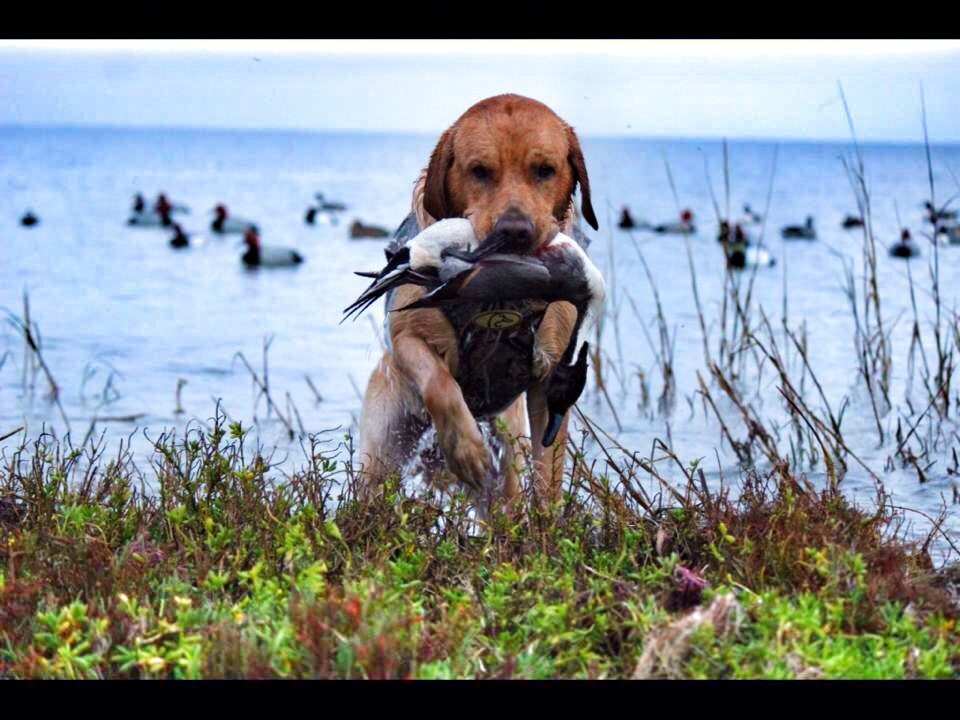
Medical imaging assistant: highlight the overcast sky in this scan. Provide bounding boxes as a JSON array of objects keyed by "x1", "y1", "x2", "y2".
[{"x1": 2, "y1": 40, "x2": 959, "y2": 142}]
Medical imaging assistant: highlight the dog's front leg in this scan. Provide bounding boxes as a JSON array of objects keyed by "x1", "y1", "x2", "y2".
[{"x1": 392, "y1": 333, "x2": 493, "y2": 493}]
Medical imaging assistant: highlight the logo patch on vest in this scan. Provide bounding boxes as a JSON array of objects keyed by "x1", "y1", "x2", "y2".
[{"x1": 471, "y1": 309, "x2": 522, "y2": 330}]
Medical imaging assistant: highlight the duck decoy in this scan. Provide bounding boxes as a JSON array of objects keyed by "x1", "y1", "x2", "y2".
[
  {"x1": 211, "y1": 204, "x2": 255, "y2": 234},
  {"x1": 342, "y1": 218, "x2": 606, "y2": 446},
  {"x1": 20, "y1": 210, "x2": 39, "y2": 227},
  {"x1": 923, "y1": 201, "x2": 957, "y2": 224},
  {"x1": 128, "y1": 207, "x2": 174, "y2": 227},
  {"x1": 315, "y1": 193, "x2": 347, "y2": 212},
  {"x1": 241, "y1": 226, "x2": 304, "y2": 267},
  {"x1": 350, "y1": 219, "x2": 390, "y2": 239},
  {"x1": 169, "y1": 223, "x2": 190, "y2": 249},
  {"x1": 781, "y1": 216, "x2": 816, "y2": 240},
  {"x1": 653, "y1": 208, "x2": 696, "y2": 235},
  {"x1": 939, "y1": 224, "x2": 960, "y2": 245},
  {"x1": 842, "y1": 215, "x2": 864, "y2": 229},
  {"x1": 719, "y1": 223, "x2": 775, "y2": 269},
  {"x1": 889, "y1": 228, "x2": 920, "y2": 259}
]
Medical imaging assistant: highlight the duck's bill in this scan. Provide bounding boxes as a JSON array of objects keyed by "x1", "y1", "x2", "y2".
[{"x1": 542, "y1": 412, "x2": 565, "y2": 447}]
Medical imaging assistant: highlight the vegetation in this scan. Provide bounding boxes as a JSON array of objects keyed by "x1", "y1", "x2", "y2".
[{"x1": 1, "y1": 410, "x2": 957, "y2": 679}]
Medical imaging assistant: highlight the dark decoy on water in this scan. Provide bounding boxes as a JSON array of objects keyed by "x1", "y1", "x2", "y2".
[
  {"x1": 842, "y1": 215, "x2": 864, "y2": 229},
  {"x1": 305, "y1": 207, "x2": 318, "y2": 225},
  {"x1": 169, "y1": 223, "x2": 189, "y2": 249},
  {"x1": 342, "y1": 218, "x2": 606, "y2": 446},
  {"x1": 653, "y1": 208, "x2": 696, "y2": 235},
  {"x1": 241, "y1": 226, "x2": 304, "y2": 267},
  {"x1": 315, "y1": 193, "x2": 347, "y2": 212},
  {"x1": 350, "y1": 219, "x2": 390, "y2": 239},
  {"x1": 889, "y1": 228, "x2": 919, "y2": 259},
  {"x1": 618, "y1": 207, "x2": 636, "y2": 229},
  {"x1": 20, "y1": 210, "x2": 39, "y2": 227},
  {"x1": 781, "y1": 216, "x2": 816, "y2": 240}
]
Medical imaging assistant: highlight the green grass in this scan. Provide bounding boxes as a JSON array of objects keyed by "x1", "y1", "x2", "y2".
[{"x1": 0, "y1": 411, "x2": 957, "y2": 678}]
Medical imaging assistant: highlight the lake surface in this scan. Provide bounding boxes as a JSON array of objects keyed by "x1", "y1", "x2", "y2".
[{"x1": 2, "y1": 126, "x2": 959, "y2": 552}]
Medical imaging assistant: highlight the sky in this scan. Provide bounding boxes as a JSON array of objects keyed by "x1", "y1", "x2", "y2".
[{"x1": 2, "y1": 40, "x2": 959, "y2": 142}]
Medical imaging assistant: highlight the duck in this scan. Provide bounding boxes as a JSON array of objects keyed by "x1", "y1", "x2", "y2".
[
  {"x1": 315, "y1": 193, "x2": 347, "y2": 212},
  {"x1": 350, "y1": 219, "x2": 390, "y2": 239},
  {"x1": 842, "y1": 214, "x2": 864, "y2": 229},
  {"x1": 781, "y1": 216, "x2": 816, "y2": 240},
  {"x1": 939, "y1": 224, "x2": 960, "y2": 245},
  {"x1": 169, "y1": 223, "x2": 190, "y2": 249},
  {"x1": 211, "y1": 204, "x2": 255, "y2": 234},
  {"x1": 923, "y1": 201, "x2": 957, "y2": 224},
  {"x1": 653, "y1": 208, "x2": 696, "y2": 235},
  {"x1": 719, "y1": 223, "x2": 775, "y2": 269},
  {"x1": 343, "y1": 218, "x2": 605, "y2": 446},
  {"x1": 889, "y1": 228, "x2": 920, "y2": 259},
  {"x1": 741, "y1": 203, "x2": 763, "y2": 224},
  {"x1": 241, "y1": 226, "x2": 304, "y2": 267},
  {"x1": 20, "y1": 210, "x2": 39, "y2": 227},
  {"x1": 128, "y1": 207, "x2": 174, "y2": 227}
]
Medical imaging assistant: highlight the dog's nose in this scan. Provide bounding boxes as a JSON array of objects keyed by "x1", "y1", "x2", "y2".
[{"x1": 492, "y1": 209, "x2": 535, "y2": 247}]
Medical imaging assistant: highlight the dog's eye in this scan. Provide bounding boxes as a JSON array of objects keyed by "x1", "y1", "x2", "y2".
[
  {"x1": 470, "y1": 165, "x2": 491, "y2": 182},
  {"x1": 535, "y1": 163, "x2": 555, "y2": 180}
]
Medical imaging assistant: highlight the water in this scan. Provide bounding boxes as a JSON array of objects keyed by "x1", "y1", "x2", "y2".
[{"x1": 2, "y1": 126, "x2": 959, "y2": 550}]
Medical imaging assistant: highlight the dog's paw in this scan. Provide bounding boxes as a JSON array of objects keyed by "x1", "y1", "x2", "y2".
[{"x1": 444, "y1": 430, "x2": 494, "y2": 494}]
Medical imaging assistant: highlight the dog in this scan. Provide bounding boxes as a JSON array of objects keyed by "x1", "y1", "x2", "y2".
[{"x1": 356, "y1": 93, "x2": 598, "y2": 507}]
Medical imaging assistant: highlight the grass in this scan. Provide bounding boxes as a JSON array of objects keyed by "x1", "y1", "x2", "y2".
[{"x1": 1, "y1": 408, "x2": 957, "y2": 679}]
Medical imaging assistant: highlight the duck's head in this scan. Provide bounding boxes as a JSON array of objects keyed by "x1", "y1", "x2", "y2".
[
  {"x1": 901, "y1": 228, "x2": 911, "y2": 241},
  {"x1": 681, "y1": 209, "x2": 694, "y2": 224},
  {"x1": 243, "y1": 225, "x2": 260, "y2": 248},
  {"x1": 542, "y1": 342, "x2": 590, "y2": 447},
  {"x1": 213, "y1": 204, "x2": 227, "y2": 219}
]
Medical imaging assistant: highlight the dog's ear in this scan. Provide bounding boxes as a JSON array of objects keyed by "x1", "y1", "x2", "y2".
[
  {"x1": 423, "y1": 128, "x2": 455, "y2": 221},
  {"x1": 566, "y1": 125, "x2": 598, "y2": 231}
]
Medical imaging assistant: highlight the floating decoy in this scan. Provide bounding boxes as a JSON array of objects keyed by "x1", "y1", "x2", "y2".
[
  {"x1": 653, "y1": 208, "x2": 696, "y2": 235},
  {"x1": 169, "y1": 223, "x2": 189, "y2": 249},
  {"x1": 20, "y1": 210, "x2": 39, "y2": 227},
  {"x1": 350, "y1": 219, "x2": 390, "y2": 239},
  {"x1": 128, "y1": 208, "x2": 174, "y2": 227},
  {"x1": 889, "y1": 228, "x2": 920, "y2": 259},
  {"x1": 211, "y1": 204, "x2": 255, "y2": 234},
  {"x1": 305, "y1": 207, "x2": 318, "y2": 225},
  {"x1": 343, "y1": 218, "x2": 605, "y2": 445},
  {"x1": 781, "y1": 216, "x2": 816, "y2": 240},
  {"x1": 315, "y1": 193, "x2": 347, "y2": 212},
  {"x1": 842, "y1": 215, "x2": 864, "y2": 229},
  {"x1": 923, "y1": 201, "x2": 957, "y2": 224},
  {"x1": 940, "y1": 224, "x2": 960, "y2": 245},
  {"x1": 241, "y1": 226, "x2": 304, "y2": 267},
  {"x1": 718, "y1": 223, "x2": 775, "y2": 269}
]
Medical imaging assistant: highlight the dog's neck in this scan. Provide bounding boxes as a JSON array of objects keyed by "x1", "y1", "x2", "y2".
[{"x1": 410, "y1": 169, "x2": 577, "y2": 235}]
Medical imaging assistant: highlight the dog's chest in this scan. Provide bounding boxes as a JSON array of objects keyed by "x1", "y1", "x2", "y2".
[{"x1": 443, "y1": 299, "x2": 548, "y2": 418}]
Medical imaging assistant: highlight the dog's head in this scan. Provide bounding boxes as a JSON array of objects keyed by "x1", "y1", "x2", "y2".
[{"x1": 421, "y1": 94, "x2": 597, "y2": 253}]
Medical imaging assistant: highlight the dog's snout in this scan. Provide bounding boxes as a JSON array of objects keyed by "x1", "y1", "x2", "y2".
[{"x1": 492, "y1": 209, "x2": 535, "y2": 246}]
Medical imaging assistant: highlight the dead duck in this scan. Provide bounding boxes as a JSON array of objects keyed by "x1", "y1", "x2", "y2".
[
  {"x1": 169, "y1": 223, "x2": 190, "y2": 249},
  {"x1": 889, "y1": 228, "x2": 920, "y2": 259},
  {"x1": 343, "y1": 218, "x2": 605, "y2": 446},
  {"x1": 653, "y1": 208, "x2": 696, "y2": 235},
  {"x1": 781, "y1": 216, "x2": 816, "y2": 240},
  {"x1": 241, "y1": 226, "x2": 304, "y2": 267},
  {"x1": 842, "y1": 215, "x2": 864, "y2": 229},
  {"x1": 211, "y1": 204, "x2": 255, "y2": 235},
  {"x1": 350, "y1": 219, "x2": 390, "y2": 239},
  {"x1": 20, "y1": 210, "x2": 39, "y2": 227}
]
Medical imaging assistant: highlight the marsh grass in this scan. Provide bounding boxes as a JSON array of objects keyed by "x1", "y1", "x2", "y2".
[{"x1": 0, "y1": 406, "x2": 957, "y2": 679}]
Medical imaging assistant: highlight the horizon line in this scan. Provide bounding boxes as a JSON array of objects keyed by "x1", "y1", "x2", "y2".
[{"x1": 2, "y1": 121, "x2": 958, "y2": 148}]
